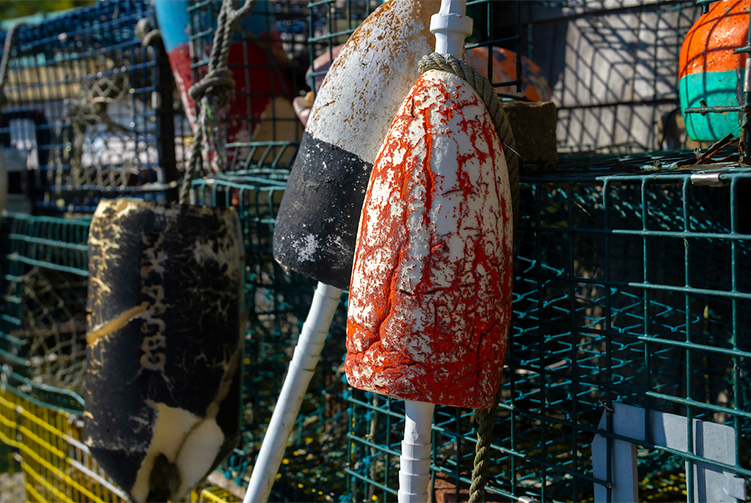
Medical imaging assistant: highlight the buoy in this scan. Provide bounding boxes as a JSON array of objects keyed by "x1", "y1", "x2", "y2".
[
  {"x1": 292, "y1": 44, "x2": 551, "y2": 126},
  {"x1": 346, "y1": 67, "x2": 513, "y2": 407},
  {"x1": 464, "y1": 46, "x2": 552, "y2": 101},
  {"x1": 273, "y1": 0, "x2": 436, "y2": 290},
  {"x1": 84, "y1": 199, "x2": 245, "y2": 503},
  {"x1": 346, "y1": 1, "x2": 513, "y2": 501},
  {"x1": 154, "y1": 0, "x2": 294, "y2": 144},
  {"x1": 678, "y1": 0, "x2": 750, "y2": 141}
]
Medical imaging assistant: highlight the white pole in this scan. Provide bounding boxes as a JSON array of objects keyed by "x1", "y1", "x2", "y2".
[
  {"x1": 243, "y1": 282, "x2": 342, "y2": 503},
  {"x1": 430, "y1": 0, "x2": 472, "y2": 58},
  {"x1": 398, "y1": 400, "x2": 436, "y2": 503},
  {"x1": 396, "y1": 3, "x2": 471, "y2": 503}
]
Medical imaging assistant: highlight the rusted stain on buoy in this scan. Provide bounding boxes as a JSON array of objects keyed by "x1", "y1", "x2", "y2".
[{"x1": 85, "y1": 199, "x2": 245, "y2": 503}]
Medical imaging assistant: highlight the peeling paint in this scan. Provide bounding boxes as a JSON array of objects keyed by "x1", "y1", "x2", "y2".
[{"x1": 346, "y1": 71, "x2": 513, "y2": 409}]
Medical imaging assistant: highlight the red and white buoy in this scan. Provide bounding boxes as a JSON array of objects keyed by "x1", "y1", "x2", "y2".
[{"x1": 346, "y1": 1, "x2": 513, "y2": 501}]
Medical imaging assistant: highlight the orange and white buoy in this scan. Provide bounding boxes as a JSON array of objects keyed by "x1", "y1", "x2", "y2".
[{"x1": 346, "y1": 1, "x2": 513, "y2": 501}]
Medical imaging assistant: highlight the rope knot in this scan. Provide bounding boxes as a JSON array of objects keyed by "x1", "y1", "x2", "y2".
[{"x1": 188, "y1": 67, "x2": 235, "y2": 109}]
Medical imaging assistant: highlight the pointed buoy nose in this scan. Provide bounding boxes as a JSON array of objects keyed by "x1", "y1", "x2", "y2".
[
  {"x1": 84, "y1": 199, "x2": 245, "y2": 503},
  {"x1": 345, "y1": 68, "x2": 513, "y2": 409},
  {"x1": 273, "y1": 0, "x2": 436, "y2": 289}
]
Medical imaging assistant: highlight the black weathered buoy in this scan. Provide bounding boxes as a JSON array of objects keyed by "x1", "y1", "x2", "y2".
[
  {"x1": 84, "y1": 198, "x2": 245, "y2": 503},
  {"x1": 272, "y1": 0, "x2": 435, "y2": 290}
]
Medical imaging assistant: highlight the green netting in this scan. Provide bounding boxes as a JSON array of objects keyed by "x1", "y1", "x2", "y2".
[
  {"x1": 189, "y1": 174, "x2": 350, "y2": 500},
  {"x1": 346, "y1": 157, "x2": 751, "y2": 502},
  {"x1": 1, "y1": 1, "x2": 750, "y2": 503},
  {"x1": 0, "y1": 214, "x2": 90, "y2": 410}
]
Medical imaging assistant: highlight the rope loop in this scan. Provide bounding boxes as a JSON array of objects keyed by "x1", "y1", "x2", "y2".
[
  {"x1": 179, "y1": 0, "x2": 257, "y2": 203},
  {"x1": 188, "y1": 68, "x2": 235, "y2": 109},
  {"x1": 135, "y1": 17, "x2": 161, "y2": 47}
]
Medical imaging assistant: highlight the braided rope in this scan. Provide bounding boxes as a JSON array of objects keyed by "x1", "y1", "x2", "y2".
[
  {"x1": 418, "y1": 52, "x2": 518, "y2": 503},
  {"x1": 135, "y1": 18, "x2": 161, "y2": 47},
  {"x1": 0, "y1": 22, "x2": 26, "y2": 109},
  {"x1": 179, "y1": 0, "x2": 257, "y2": 203}
]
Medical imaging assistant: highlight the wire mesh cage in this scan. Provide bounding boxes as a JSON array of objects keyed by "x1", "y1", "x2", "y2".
[
  {"x1": 0, "y1": 0, "x2": 186, "y2": 214},
  {"x1": 1, "y1": 0, "x2": 750, "y2": 502},
  {"x1": 189, "y1": 175, "x2": 350, "y2": 501},
  {"x1": 0, "y1": 214, "x2": 90, "y2": 402},
  {"x1": 346, "y1": 152, "x2": 751, "y2": 503},
  {"x1": 524, "y1": 0, "x2": 704, "y2": 153}
]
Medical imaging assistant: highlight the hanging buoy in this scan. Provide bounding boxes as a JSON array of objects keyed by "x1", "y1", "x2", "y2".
[
  {"x1": 273, "y1": 0, "x2": 436, "y2": 290},
  {"x1": 154, "y1": 0, "x2": 294, "y2": 144},
  {"x1": 346, "y1": 66, "x2": 513, "y2": 408},
  {"x1": 84, "y1": 199, "x2": 245, "y2": 503},
  {"x1": 679, "y1": 0, "x2": 750, "y2": 141},
  {"x1": 346, "y1": 1, "x2": 513, "y2": 500},
  {"x1": 464, "y1": 46, "x2": 552, "y2": 101}
]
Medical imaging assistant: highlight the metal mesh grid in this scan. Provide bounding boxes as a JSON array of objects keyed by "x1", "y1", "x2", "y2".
[
  {"x1": 190, "y1": 175, "x2": 350, "y2": 500},
  {"x1": 0, "y1": 387, "x2": 128, "y2": 503},
  {"x1": 346, "y1": 154, "x2": 751, "y2": 502},
  {"x1": 185, "y1": 0, "x2": 313, "y2": 173},
  {"x1": 525, "y1": 0, "x2": 702, "y2": 153},
  {"x1": 0, "y1": 215, "x2": 90, "y2": 404},
  {"x1": 1, "y1": 1, "x2": 748, "y2": 502},
  {"x1": 0, "y1": 0, "x2": 186, "y2": 213}
]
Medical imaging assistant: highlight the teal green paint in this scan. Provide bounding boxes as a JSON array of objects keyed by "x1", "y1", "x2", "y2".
[{"x1": 679, "y1": 69, "x2": 743, "y2": 141}]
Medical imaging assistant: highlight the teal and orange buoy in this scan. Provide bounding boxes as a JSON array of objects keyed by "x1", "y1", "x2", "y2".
[{"x1": 679, "y1": 0, "x2": 750, "y2": 141}]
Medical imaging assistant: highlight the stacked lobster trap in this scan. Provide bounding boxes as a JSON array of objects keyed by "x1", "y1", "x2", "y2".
[{"x1": 0, "y1": 0, "x2": 749, "y2": 503}]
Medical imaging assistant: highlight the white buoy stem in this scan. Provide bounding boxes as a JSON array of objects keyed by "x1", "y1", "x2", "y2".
[
  {"x1": 430, "y1": 0, "x2": 472, "y2": 58},
  {"x1": 398, "y1": 400, "x2": 436, "y2": 503},
  {"x1": 244, "y1": 282, "x2": 342, "y2": 503}
]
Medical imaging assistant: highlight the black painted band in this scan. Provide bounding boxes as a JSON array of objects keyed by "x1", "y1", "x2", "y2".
[{"x1": 274, "y1": 131, "x2": 373, "y2": 290}]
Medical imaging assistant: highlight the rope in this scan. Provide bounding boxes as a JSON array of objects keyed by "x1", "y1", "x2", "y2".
[
  {"x1": 418, "y1": 52, "x2": 520, "y2": 234},
  {"x1": 0, "y1": 22, "x2": 26, "y2": 109},
  {"x1": 179, "y1": 0, "x2": 257, "y2": 204},
  {"x1": 135, "y1": 17, "x2": 161, "y2": 47},
  {"x1": 418, "y1": 52, "x2": 519, "y2": 503}
]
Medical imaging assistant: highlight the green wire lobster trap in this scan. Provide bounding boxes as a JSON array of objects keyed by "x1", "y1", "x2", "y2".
[
  {"x1": 347, "y1": 150, "x2": 751, "y2": 502},
  {"x1": 1, "y1": 0, "x2": 750, "y2": 502}
]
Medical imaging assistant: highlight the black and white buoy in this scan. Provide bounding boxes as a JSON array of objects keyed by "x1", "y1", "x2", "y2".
[{"x1": 84, "y1": 199, "x2": 245, "y2": 503}]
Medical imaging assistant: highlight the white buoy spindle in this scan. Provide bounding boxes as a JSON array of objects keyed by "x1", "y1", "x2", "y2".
[
  {"x1": 398, "y1": 401, "x2": 436, "y2": 503},
  {"x1": 430, "y1": 0, "x2": 472, "y2": 58},
  {"x1": 244, "y1": 282, "x2": 342, "y2": 503}
]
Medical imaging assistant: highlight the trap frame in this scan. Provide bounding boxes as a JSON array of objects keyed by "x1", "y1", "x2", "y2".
[
  {"x1": 0, "y1": 0, "x2": 185, "y2": 214},
  {"x1": 0, "y1": 0, "x2": 749, "y2": 502}
]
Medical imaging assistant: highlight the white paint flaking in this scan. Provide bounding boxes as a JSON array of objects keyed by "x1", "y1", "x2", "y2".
[{"x1": 306, "y1": 0, "x2": 435, "y2": 163}]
